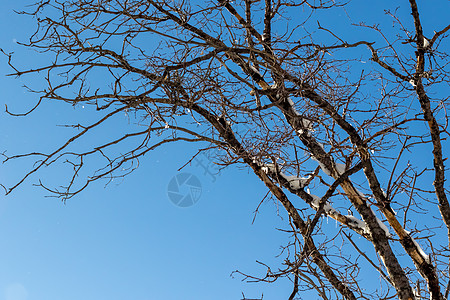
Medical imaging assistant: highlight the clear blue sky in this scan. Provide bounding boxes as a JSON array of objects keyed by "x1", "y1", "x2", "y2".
[
  {"x1": 0, "y1": 2, "x2": 293, "y2": 298},
  {"x1": 0, "y1": 1, "x2": 449, "y2": 300}
]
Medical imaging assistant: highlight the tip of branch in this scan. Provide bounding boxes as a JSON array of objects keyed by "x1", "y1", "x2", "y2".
[{"x1": 0, "y1": 184, "x2": 7, "y2": 195}]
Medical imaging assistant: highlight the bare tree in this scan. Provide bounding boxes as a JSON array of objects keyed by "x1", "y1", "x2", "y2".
[{"x1": 2, "y1": 0, "x2": 450, "y2": 299}]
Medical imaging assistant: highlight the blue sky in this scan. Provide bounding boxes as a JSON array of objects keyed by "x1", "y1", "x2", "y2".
[
  {"x1": 0, "y1": 1, "x2": 449, "y2": 300},
  {"x1": 0, "y1": 3, "x2": 300, "y2": 299},
  {"x1": 0, "y1": 2, "x2": 295, "y2": 299}
]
